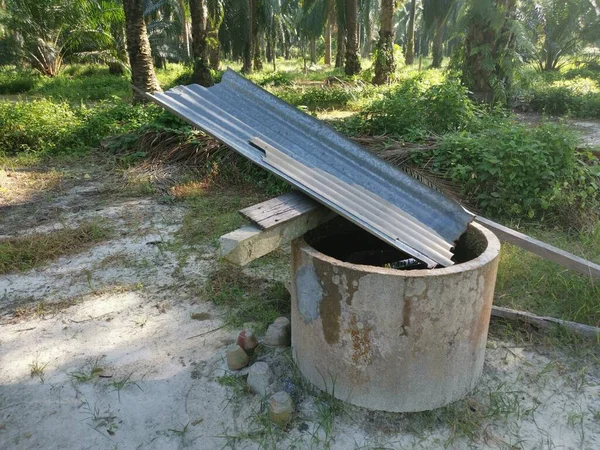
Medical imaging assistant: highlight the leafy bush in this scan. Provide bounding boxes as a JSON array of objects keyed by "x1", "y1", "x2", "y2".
[
  {"x1": 0, "y1": 69, "x2": 40, "y2": 94},
  {"x1": 277, "y1": 86, "x2": 354, "y2": 110},
  {"x1": 0, "y1": 99, "x2": 164, "y2": 155},
  {"x1": 34, "y1": 73, "x2": 130, "y2": 101},
  {"x1": 252, "y1": 71, "x2": 294, "y2": 87},
  {"x1": 516, "y1": 67, "x2": 600, "y2": 118},
  {"x1": 415, "y1": 120, "x2": 599, "y2": 226},
  {"x1": 527, "y1": 77, "x2": 600, "y2": 117},
  {"x1": 358, "y1": 76, "x2": 476, "y2": 136},
  {"x1": 60, "y1": 65, "x2": 112, "y2": 78},
  {"x1": 0, "y1": 100, "x2": 82, "y2": 154}
]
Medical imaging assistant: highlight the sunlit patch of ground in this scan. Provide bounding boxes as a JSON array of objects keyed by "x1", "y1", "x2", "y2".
[{"x1": 0, "y1": 167, "x2": 64, "y2": 206}]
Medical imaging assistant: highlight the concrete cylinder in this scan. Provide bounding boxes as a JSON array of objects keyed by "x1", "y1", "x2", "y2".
[{"x1": 291, "y1": 222, "x2": 500, "y2": 412}]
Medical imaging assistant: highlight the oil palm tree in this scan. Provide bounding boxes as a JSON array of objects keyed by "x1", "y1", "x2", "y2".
[
  {"x1": 372, "y1": 0, "x2": 395, "y2": 84},
  {"x1": 123, "y1": 0, "x2": 162, "y2": 100},
  {"x1": 189, "y1": 0, "x2": 213, "y2": 85},
  {"x1": 1, "y1": 0, "x2": 125, "y2": 76},
  {"x1": 423, "y1": 0, "x2": 455, "y2": 67},
  {"x1": 345, "y1": 0, "x2": 360, "y2": 74},
  {"x1": 405, "y1": 0, "x2": 417, "y2": 64}
]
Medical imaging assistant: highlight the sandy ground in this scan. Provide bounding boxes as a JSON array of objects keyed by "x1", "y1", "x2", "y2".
[{"x1": 1, "y1": 166, "x2": 600, "y2": 450}]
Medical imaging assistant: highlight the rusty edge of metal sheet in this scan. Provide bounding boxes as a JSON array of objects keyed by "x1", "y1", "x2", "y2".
[{"x1": 146, "y1": 69, "x2": 474, "y2": 267}]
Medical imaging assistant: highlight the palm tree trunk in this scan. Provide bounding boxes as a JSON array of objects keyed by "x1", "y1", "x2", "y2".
[
  {"x1": 373, "y1": 0, "x2": 395, "y2": 84},
  {"x1": 335, "y1": 23, "x2": 346, "y2": 68},
  {"x1": 405, "y1": 0, "x2": 416, "y2": 65},
  {"x1": 310, "y1": 38, "x2": 316, "y2": 64},
  {"x1": 190, "y1": 0, "x2": 214, "y2": 86},
  {"x1": 344, "y1": 0, "x2": 361, "y2": 75},
  {"x1": 122, "y1": 0, "x2": 162, "y2": 103},
  {"x1": 208, "y1": 29, "x2": 220, "y2": 70},
  {"x1": 242, "y1": 0, "x2": 254, "y2": 73},
  {"x1": 284, "y1": 28, "x2": 291, "y2": 60},
  {"x1": 431, "y1": 18, "x2": 443, "y2": 68},
  {"x1": 324, "y1": 6, "x2": 333, "y2": 65},
  {"x1": 178, "y1": 0, "x2": 191, "y2": 60},
  {"x1": 461, "y1": 0, "x2": 517, "y2": 103},
  {"x1": 253, "y1": 32, "x2": 263, "y2": 71},
  {"x1": 361, "y1": 19, "x2": 372, "y2": 58}
]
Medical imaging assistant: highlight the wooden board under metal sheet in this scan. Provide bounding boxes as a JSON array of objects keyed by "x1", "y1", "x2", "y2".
[{"x1": 239, "y1": 192, "x2": 326, "y2": 229}]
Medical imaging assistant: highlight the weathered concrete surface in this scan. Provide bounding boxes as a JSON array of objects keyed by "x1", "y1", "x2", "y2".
[{"x1": 291, "y1": 223, "x2": 501, "y2": 412}]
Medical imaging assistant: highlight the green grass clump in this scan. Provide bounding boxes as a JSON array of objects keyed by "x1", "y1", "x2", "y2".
[
  {"x1": 277, "y1": 85, "x2": 355, "y2": 110},
  {"x1": 0, "y1": 99, "x2": 82, "y2": 154},
  {"x1": 205, "y1": 266, "x2": 290, "y2": 332},
  {"x1": 0, "y1": 98, "x2": 164, "y2": 156},
  {"x1": 0, "y1": 222, "x2": 111, "y2": 274},
  {"x1": 0, "y1": 68, "x2": 40, "y2": 94},
  {"x1": 517, "y1": 65, "x2": 600, "y2": 118},
  {"x1": 495, "y1": 224, "x2": 600, "y2": 326},
  {"x1": 34, "y1": 72, "x2": 130, "y2": 101}
]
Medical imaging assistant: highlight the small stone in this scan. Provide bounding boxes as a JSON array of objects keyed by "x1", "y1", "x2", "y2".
[
  {"x1": 274, "y1": 317, "x2": 290, "y2": 328},
  {"x1": 247, "y1": 362, "x2": 274, "y2": 396},
  {"x1": 226, "y1": 345, "x2": 249, "y2": 370},
  {"x1": 269, "y1": 391, "x2": 293, "y2": 426},
  {"x1": 264, "y1": 317, "x2": 291, "y2": 347},
  {"x1": 236, "y1": 330, "x2": 259, "y2": 355}
]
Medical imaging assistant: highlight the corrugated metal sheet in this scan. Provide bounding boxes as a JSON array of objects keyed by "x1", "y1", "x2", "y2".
[{"x1": 147, "y1": 69, "x2": 474, "y2": 267}]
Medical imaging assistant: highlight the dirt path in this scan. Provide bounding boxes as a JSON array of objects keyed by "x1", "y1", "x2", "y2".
[{"x1": 1, "y1": 166, "x2": 600, "y2": 450}]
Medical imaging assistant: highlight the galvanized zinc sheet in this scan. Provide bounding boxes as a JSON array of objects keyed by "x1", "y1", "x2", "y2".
[{"x1": 147, "y1": 69, "x2": 474, "y2": 267}]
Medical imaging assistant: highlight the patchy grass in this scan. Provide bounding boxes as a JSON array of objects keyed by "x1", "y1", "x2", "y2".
[
  {"x1": 494, "y1": 224, "x2": 600, "y2": 327},
  {"x1": 69, "y1": 356, "x2": 105, "y2": 382},
  {"x1": 109, "y1": 373, "x2": 143, "y2": 402},
  {"x1": 217, "y1": 373, "x2": 251, "y2": 403},
  {"x1": 176, "y1": 187, "x2": 265, "y2": 247},
  {"x1": 204, "y1": 265, "x2": 289, "y2": 333},
  {"x1": 0, "y1": 222, "x2": 112, "y2": 274},
  {"x1": 29, "y1": 358, "x2": 49, "y2": 383}
]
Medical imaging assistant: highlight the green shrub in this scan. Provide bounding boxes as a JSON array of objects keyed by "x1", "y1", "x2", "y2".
[
  {"x1": 0, "y1": 100, "x2": 81, "y2": 154},
  {"x1": 253, "y1": 71, "x2": 294, "y2": 87},
  {"x1": 358, "y1": 76, "x2": 476, "y2": 136},
  {"x1": 0, "y1": 69, "x2": 40, "y2": 94},
  {"x1": 526, "y1": 77, "x2": 600, "y2": 117},
  {"x1": 0, "y1": 98, "x2": 164, "y2": 155},
  {"x1": 34, "y1": 73, "x2": 130, "y2": 101},
  {"x1": 277, "y1": 86, "x2": 354, "y2": 110},
  {"x1": 415, "y1": 120, "x2": 599, "y2": 226},
  {"x1": 60, "y1": 64, "x2": 112, "y2": 78}
]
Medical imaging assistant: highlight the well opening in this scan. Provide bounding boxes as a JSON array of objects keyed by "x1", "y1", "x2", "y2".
[{"x1": 304, "y1": 217, "x2": 487, "y2": 269}]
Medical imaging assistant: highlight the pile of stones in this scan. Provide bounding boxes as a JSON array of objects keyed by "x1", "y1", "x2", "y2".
[{"x1": 225, "y1": 316, "x2": 294, "y2": 426}]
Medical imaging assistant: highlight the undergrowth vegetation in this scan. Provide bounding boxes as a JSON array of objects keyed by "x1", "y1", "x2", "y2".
[
  {"x1": 518, "y1": 63, "x2": 600, "y2": 118},
  {"x1": 2, "y1": 63, "x2": 599, "y2": 229},
  {"x1": 416, "y1": 120, "x2": 599, "y2": 226}
]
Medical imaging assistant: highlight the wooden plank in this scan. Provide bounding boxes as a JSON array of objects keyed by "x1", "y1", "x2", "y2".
[
  {"x1": 475, "y1": 216, "x2": 600, "y2": 280},
  {"x1": 239, "y1": 192, "x2": 325, "y2": 229},
  {"x1": 220, "y1": 207, "x2": 336, "y2": 266},
  {"x1": 491, "y1": 306, "x2": 600, "y2": 339}
]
